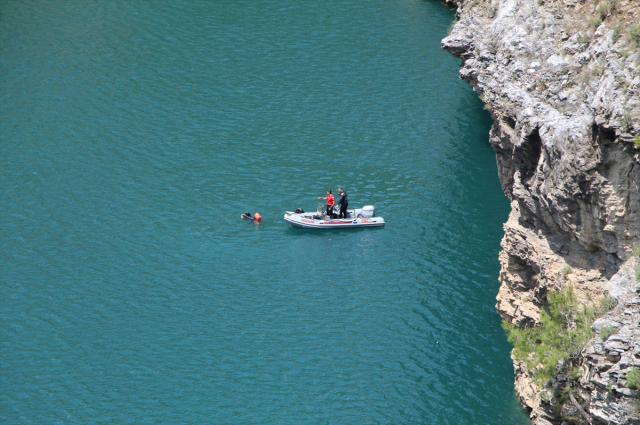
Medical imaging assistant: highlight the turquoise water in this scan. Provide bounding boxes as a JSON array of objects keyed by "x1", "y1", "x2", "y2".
[{"x1": 1, "y1": 1, "x2": 531, "y2": 423}]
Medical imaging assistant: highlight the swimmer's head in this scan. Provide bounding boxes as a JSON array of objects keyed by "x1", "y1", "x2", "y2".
[{"x1": 245, "y1": 212, "x2": 251, "y2": 217}]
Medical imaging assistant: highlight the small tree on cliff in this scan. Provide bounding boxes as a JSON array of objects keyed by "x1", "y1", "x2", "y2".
[{"x1": 502, "y1": 286, "x2": 596, "y2": 385}]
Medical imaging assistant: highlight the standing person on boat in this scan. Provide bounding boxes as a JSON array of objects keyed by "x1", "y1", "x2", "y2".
[
  {"x1": 337, "y1": 187, "x2": 348, "y2": 218},
  {"x1": 317, "y1": 189, "x2": 335, "y2": 218}
]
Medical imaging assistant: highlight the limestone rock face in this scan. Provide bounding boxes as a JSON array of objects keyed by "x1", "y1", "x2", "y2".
[
  {"x1": 583, "y1": 261, "x2": 640, "y2": 425},
  {"x1": 442, "y1": 0, "x2": 640, "y2": 423}
]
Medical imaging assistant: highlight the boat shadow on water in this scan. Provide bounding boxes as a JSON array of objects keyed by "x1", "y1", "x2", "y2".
[{"x1": 283, "y1": 224, "x2": 386, "y2": 235}]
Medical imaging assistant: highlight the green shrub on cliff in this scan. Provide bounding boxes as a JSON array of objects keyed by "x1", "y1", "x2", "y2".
[
  {"x1": 502, "y1": 286, "x2": 596, "y2": 385},
  {"x1": 627, "y1": 368, "x2": 640, "y2": 390},
  {"x1": 599, "y1": 325, "x2": 617, "y2": 341},
  {"x1": 597, "y1": 294, "x2": 617, "y2": 315},
  {"x1": 629, "y1": 24, "x2": 640, "y2": 49},
  {"x1": 633, "y1": 245, "x2": 640, "y2": 282},
  {"x1": 612, "y1": 24, "x2": 622, "y2": 43}
]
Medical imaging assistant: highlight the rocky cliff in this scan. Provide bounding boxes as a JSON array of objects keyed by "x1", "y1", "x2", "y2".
[{"x1": 441, "y1": 0, "x2": 640, "y2": 423}]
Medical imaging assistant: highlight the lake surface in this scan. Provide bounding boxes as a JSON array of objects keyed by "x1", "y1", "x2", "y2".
[{"x1": 1, "y1": 0, "x2": 531, "y2": 423}]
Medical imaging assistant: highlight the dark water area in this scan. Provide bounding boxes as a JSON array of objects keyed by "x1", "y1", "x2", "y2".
[{"x1": 1, "y1": 0, "x2": 530, "y2": 423}]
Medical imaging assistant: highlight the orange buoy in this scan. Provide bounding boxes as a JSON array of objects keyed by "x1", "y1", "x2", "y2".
[{"x1": 254, "y1": 212, "x2": 262, "y2": 221}]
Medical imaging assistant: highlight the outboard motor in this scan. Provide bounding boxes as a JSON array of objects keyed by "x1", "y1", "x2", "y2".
[
  {"x1": 361, "y1": 205, "x2": 375, "y2": 218},
  {"x1": 354, "y1": 205, "x2": 376, "y2": 218}
]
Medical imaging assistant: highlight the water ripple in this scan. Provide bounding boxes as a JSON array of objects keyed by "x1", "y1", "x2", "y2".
[{"x1": 1, "y1": 0, "x2": 529, "y2": 424}]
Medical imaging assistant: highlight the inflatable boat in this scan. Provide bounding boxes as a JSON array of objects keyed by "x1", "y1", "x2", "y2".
[{"x1": 284, "y1": 205, "x2": 385, "y2": 229}]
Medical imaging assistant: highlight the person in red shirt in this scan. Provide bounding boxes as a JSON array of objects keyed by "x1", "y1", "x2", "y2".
[{"x1": 317, "y1": 189, "x2": 335, "y2": 219}]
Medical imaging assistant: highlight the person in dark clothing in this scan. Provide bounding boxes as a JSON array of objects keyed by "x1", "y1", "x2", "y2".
[{"x1": 337, "y1": 187, "x2": 348, "y2": 218}]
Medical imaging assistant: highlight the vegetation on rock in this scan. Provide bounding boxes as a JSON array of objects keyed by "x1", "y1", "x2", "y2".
[
  {"x1": 599, "y1": 295, "x2": 618, "y2": 314},
  {"x1": 634, "y1": 245, "x2": 640, "y2": 281},
  {"x1": 630, "y1": 24, "x2": 640, "y2": 49},
  {"x1": 627, "y1": 368, "x2": 640, "y2": 390},
  {"x1": 599, "y1": 325, "x2": 618, "y2": 341},
  {"x1": 503, "y1": 286, "x2": 616, "y2": 385}
]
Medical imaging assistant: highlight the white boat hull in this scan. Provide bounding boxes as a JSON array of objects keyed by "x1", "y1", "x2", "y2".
[{"x1": 284, "y1": 210, "x2": 385, "y2": 229}]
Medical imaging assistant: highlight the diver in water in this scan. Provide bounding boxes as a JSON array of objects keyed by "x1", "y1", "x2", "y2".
[{"x1": 241, "y1": 212, "x2": 262, "y2": 222}]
